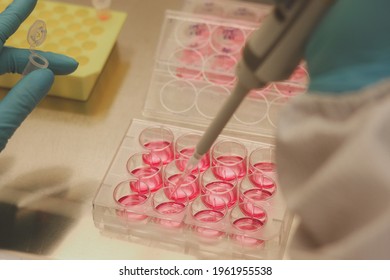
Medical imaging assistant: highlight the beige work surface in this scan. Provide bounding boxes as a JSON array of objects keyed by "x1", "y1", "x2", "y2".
[{"x1": 0, "y1": 0, "x2": 294, "y2": 260}]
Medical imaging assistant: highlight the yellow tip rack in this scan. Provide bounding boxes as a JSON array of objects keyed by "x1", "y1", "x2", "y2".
[{"x1": 0, "y1": 0, "x2": 127, "y2": 101}]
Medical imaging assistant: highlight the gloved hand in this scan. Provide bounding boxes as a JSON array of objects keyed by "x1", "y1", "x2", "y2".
[
  {"x1": 305, "y1": 0, "x2": 390, "y2": 94},
  {"x1": 0, "y1": 0, "x2": 78, "y2": 152}
]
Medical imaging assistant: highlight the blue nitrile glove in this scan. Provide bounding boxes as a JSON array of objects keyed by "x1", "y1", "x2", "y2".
[
  {"x1": 0, "y1": 0, "x2": 78, "y2": 152},
  {"x1": 305, "y1": 0, "x2": 390, "y2": 94}
]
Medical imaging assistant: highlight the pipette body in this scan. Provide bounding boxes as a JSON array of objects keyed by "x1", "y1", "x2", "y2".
[{"x1": 190, "y1": 0, "x2": 336, "y2": 164}]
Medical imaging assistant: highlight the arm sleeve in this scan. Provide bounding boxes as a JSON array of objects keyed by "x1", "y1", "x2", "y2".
[{"x1": 275, "y1": 80, "x2": 390, "y2": 259}]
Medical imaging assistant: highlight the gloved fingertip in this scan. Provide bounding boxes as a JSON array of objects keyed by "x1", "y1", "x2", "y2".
[
  {"x1": 43, "y1": 52, "x2": 79, "y2": 75},
  {"x1": 34, "y1": 68, "x2": 55, "y2": 80},
  {"x1": 63, "y1": 55, "x2": 79, "y2": 73},
  {"x1": 20, "y1": 68, "x2": 54, "y2": 101},
  {"x1": 26, "y1": 67, "x2": 54, "y2": 84}
]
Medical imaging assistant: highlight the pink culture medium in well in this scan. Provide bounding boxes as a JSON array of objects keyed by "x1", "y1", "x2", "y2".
[
  {"x1": 274, "y1": 83, "x2": 306, "y2": 96},
  {"x1": 231, "y1": 217, "x2": 265, "y2": 246},
  {"x1": 179, "y1": 23, "x2": 210, "y2": 49},
  {"x1": 193, "y1": 209, "x2": 225, "y2": 238},
  {"x1": 176, "y1": 147, "x2": 210, "y2": 172},
  {"x1": 211, "y1": 26, "x2": 245, "y2": 54},
  {"x1": 231, "y1": 234, "x2": 265, "y2": 247},
  {"x1": 165, "y1": 173, "x2": 200, "y2": 202},
  {"x1": 232, "y1": 217, "x2": 265, "y2": 231},
  {"x1": 250, "y1": 162, "x2": 276, "y2": 173},
  {"x1": 154, "y1": 201, "x2": 187, "y2": 228},
  {"x1": 116, "y1": 194, "x2": 149, "y2": 221},
  {"x1": 174, "y1": 49, "x2": 203, "y2": 79},
  {"x1": 237, "y1": 197, "x2": 268, "y2": 223},
  {"x1": 204, "y1": 55, "x2": 236, "y2": 85},
  {"x1": 288, "y1": 66, "x2": 308, "y2": 84},
  {"x1": 248, "y1": 167, "x2": 276, "y2": 194},
  {"x1": 143, "y1": 140, "x2": 174, "y2": 165},
  {"x1": 130, "y1": 166, "x2": 162, "y2": 193},
  {"x1": 202, "y1": 181, "x2": 237, "y2": 209},
  {"x1": 155, "y1": 201, "x2": 186, "y2": 215},
  {"x1": 194, "y1": 209, "x2": 225, "y2": 223},
  {"x1": 212, "y1": 155, "x2": 246, "y2": 180},
  {"x1": 240, "y1": 189, "x2": 273, "y2": 203}
]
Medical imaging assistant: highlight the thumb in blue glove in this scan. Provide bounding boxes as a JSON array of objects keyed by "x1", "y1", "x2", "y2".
[
  {"x1": 0, "y1": 0, "x2": 79, "y2": 152},
  {"x1": 305, "y1": 0, "x2": 390, "y2": 94}
]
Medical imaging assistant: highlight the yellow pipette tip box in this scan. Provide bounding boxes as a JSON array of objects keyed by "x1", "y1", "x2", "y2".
[{"x1": 0, "y1": 0, "x2": 127, "y2": 101}]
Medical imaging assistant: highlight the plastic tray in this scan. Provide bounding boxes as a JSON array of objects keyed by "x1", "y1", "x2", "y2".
[
  {"x1": 93, "y1": 119, "x2": 293, "y2": 260},
  {"x1": 143, "y1": 9, "x2": 308, "y2": 138},
  {"x1": 93, "y1": 1, "x2": 302, "y2": 259},
  {"x1": 0, "y1": 0, "x2": 127, "y2": 101},
  {"x1": 181, "y1": 0, "x2": 272, "y2": 23}
]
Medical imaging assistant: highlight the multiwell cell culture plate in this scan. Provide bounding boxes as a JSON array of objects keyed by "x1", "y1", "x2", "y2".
[
  {"x1": 0, "y1": 0, "x2": 126, "y2": 100},
  {"x1": 143, "y1": 9, "x2": 308, "y2": 138},
  {"x1": 93, "y1": 119, "x2": 293, "y2": 260},
  {"x1": 93, "y1": 1, "x2": 298, "y2": 259}
]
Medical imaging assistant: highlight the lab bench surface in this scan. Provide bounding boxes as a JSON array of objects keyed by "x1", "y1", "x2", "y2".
[{"x1": 0, "y1": 0, "x2": 294, "y2": 260}]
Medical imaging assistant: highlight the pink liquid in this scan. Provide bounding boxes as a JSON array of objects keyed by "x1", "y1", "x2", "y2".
[
  {"x1": 116, "y1": 194, "x2": 148, "y2": 221},
  {"x1": 165, "y1": 174, "x2": 200, "y2": 202},
  {"x1": 202, "y1": 181, "x2": 237, "y2": 209},
  {"x1": 211, "y1": 27, "x2": 245, "y2": 54},
  {"x1": 143, "y1": 141, "x2": 174, "y2": 165},
  {"x1": 231, "y1": 234, "x2": 265, "y2": 247},
  {"x1": 154, "y1": 201, "x2": 186, "y2": 228},
  {"x1": 183, "y1": 23, "x2": 209, "y2": 49},
  {"x1": 250, "y1": 162, "x2": 276, "y2": 173},
  {"x1": 274, "y1": 83, "x2": 306, "y2": 96},
  {"x1": 154, "y1": 219, "x2": 183, "y2": 229},
  {"x1": 204, "y1": 55, "x2": 236, "y2": 85},
  {"x1": 194, "y1": 209, "x2": 225, "y2": 223},
  {"x1": 240, "y1": 189, "x2": 273, "y2": 203},
  {"x1": 288, "y1": 66, "x2": 308, "y2": 83},
  {"x1": 212, "y1": 155, "x2": 246, "y2": 180},
  {"x1": 205, "y1": 72, "x2": 236, "y2": 85},
  {"x1": 130, "y1": 166, "x2": 162, "y2": 193},
  {"x1": 155, "y1": 201, "x2": 186, "y2": 215},
  {"x1": 176, "y1": 147, "x2": 210, "y2": 172},
  {"x1": 193, "y1": 210, "x2": 225, "y2": 238},
  {"x1": 176, "y1": 67, "x2": 202, "y2": 80},
  {"x1": 238, "y1": 199, "x2": 268, "y2": 224},
  {"x1": 175, "y1": 49, "x2": 203, "y2": 79},
  {"x1": 232, "y1": 217, "x2": 265, "y2": 231},
  {"x1": 118, "y1": 194, "x2": 148, "y2": 206},
  {"x1": 193, "y1": 226, "x2": 225, "y2": 239},
  {"x1": 97, "y1": 10, "x2": 111, "y2": 21},
  {"x1": 248, "y1": 165, "x2": 276, "y2": 194}
]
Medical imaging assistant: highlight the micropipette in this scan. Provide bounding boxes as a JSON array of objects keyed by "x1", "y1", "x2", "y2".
[{"x1": 187, "y1": 0, "x2": 336, "y2": 169}]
